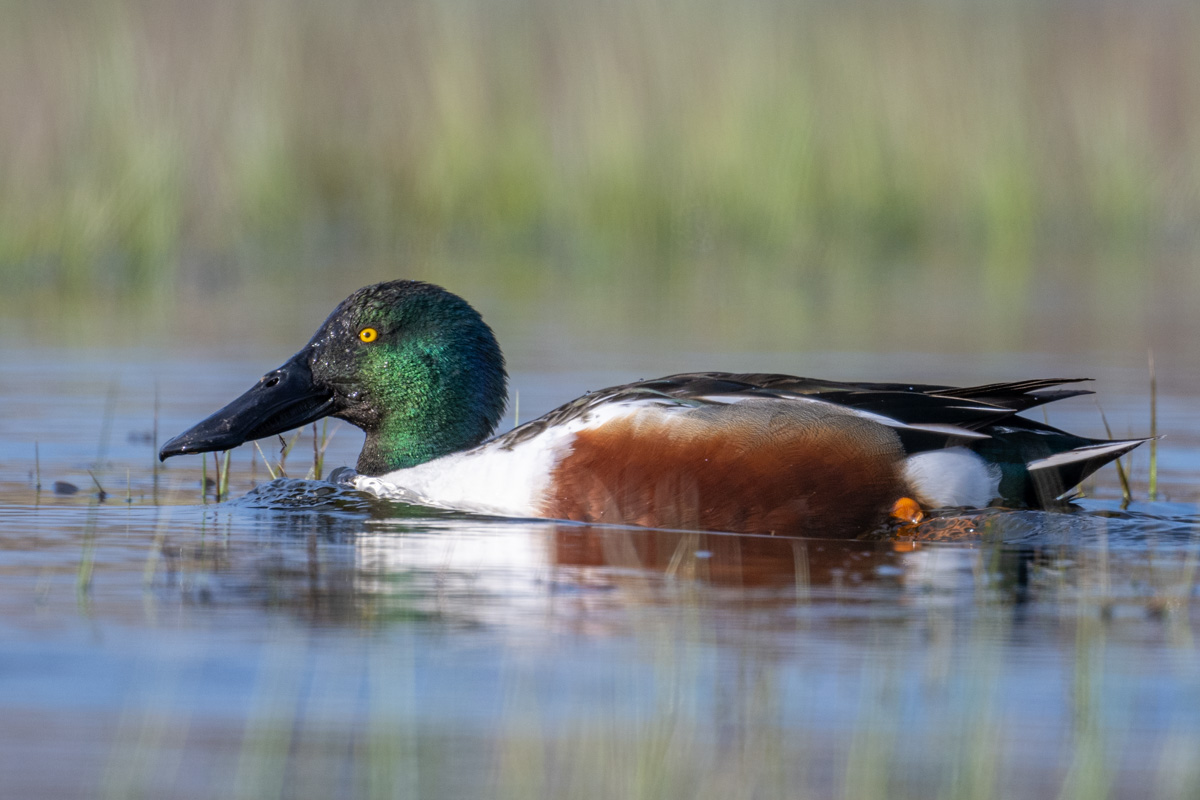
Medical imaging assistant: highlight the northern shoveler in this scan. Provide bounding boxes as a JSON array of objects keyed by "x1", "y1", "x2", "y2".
[{"x1": 160, "y1": 280, "x2": 1146, "y2": 536}]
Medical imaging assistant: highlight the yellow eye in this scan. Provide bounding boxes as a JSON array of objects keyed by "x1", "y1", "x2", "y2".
[{"x1": 359, "y1": 327, "x2": 378, "y2": 343}]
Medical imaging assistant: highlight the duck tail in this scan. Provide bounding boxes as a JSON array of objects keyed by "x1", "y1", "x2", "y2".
[{"x1": 1025, "y1": 437, "x2": 1151, "y2": 505}]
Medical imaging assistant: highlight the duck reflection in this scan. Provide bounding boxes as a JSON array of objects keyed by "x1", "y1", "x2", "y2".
[
  {"x1": 192, "y1": 526, "x2": 1026, "y2": 631},
  {"x1": 550, "y1": 524, "x2": 909, "y2": 590},
  {"x1": 166, "y1": 483, "x2": 1036, "y2": 626}
]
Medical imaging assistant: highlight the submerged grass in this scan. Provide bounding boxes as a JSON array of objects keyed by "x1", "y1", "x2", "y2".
[{"x1": 0, "y1": 0, "x2": 1198, "y2": 304}]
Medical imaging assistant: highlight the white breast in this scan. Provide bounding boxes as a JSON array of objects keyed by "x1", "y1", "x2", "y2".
[
  {"x1": 352, "y1": 436, "x2": 564, "y2": 517},
  {"x1": 352, "y1": 400, "x2": 654, "y2": 517}
]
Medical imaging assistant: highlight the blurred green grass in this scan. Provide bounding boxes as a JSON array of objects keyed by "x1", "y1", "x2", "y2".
[
  {"x1": 1, "y1": 0, "x2": 1197, "y2": 286},
  {"x1": 1, "y1": 0, "x2": 1198, "y2": 358}
]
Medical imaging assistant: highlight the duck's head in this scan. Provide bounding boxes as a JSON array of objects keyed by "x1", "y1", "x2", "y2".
[{"x1": 159, "y1": 281, "x2": 507, "y2": 475}]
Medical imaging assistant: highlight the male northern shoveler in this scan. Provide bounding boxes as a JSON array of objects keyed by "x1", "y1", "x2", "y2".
[{"x1": 160, "y1": 280, "x2": 1146, "y2": 537}]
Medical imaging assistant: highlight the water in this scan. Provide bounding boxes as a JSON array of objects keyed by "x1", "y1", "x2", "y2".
[{"x1": 2, "y1": 345, "x2": 1199, "y2": 799}]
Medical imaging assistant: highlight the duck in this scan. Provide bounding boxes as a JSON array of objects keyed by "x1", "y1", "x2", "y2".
[{"x1": 160, "y1": 280, "x2": 1146, "y2": 537}]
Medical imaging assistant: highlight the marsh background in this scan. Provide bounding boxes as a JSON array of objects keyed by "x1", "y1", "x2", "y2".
[
  {"x1": 2, "y1": 0, "x2": 1199, "y2": 362},
  {"x1": 2, "y1": 1, "x2": 1200, "y2": 798}
]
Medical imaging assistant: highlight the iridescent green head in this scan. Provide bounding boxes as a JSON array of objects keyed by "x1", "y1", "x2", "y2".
[
  {"x1": 313, "y1": 281, "x2": 508, "y2": 472},
  {"x1": 159, "y1": 281, "x2": 508, "y2": 475}
]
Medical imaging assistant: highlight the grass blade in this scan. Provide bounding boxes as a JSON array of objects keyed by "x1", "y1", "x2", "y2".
[
  {"x1": 1149, "y1": 349, "x2": 1158, "y2": 502},
  {"x1": 1095, "y1": 402, "x2": 1131, "y2": 508}
]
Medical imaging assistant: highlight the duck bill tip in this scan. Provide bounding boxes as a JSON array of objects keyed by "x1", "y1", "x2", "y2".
[
  {"x1": 157, "y1": 351, "x2": 340, "y2": 464},
  {"x1": 157, "y1": 428, "x2": 245, "y2": 462}
]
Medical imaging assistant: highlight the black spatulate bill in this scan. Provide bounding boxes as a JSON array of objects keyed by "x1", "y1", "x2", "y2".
[{"x1": 159, "y1": 351, "x2": 342, "y2": 460}]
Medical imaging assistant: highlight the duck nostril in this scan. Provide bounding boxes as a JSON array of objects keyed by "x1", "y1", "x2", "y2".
[{"x1": 264, "y1": 375, "x2": 280, "y2": 388}]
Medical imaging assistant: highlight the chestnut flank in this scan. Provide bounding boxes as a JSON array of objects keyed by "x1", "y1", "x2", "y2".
[{"x1": 541, "y1": 404, "x2": 906, "y2": 537}]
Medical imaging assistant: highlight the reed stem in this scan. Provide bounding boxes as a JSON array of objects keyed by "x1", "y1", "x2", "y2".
[
  {"x1": 1148, "y1": 349, "x2": 1158, "y2": 502},
  {"x1": 1096, "y1": 403, "x2": 1131, "y2": 508},
  {"x1": 255, "y1": 442, "x2": 280, "y2": 481}
]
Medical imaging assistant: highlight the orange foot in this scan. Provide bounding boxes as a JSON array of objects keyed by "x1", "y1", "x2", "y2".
[{"x1": 889, "y1": 496, "x2": 925, "y2": 525}]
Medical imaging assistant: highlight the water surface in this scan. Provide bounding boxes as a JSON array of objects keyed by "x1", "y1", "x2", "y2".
[{"x1": 1, "y1": 345, "x2": 1198, "y2": 799}]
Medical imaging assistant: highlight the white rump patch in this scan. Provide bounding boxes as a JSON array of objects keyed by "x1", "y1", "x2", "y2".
[{"x1": 903, "y1": 447, "x2": 1001, "y2": 508}]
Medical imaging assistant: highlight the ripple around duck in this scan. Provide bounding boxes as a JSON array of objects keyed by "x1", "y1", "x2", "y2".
[
  {"x1": 900, "y1": 501, "x2": 1200, "y2": 549},
  {"x1": 233, "y1": 478, "x2": 378, "y2": 512},
  {"x1": 231, "y1": 478, "x2": 477, "y2": 529},
  {"x1": 228, "y1": 476, "x2": 1199, "y2": 552}
]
